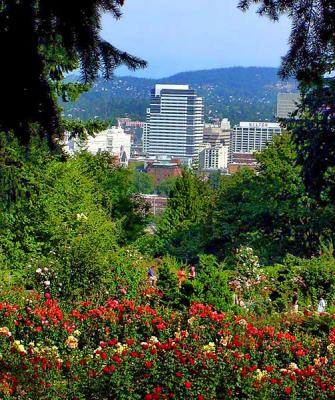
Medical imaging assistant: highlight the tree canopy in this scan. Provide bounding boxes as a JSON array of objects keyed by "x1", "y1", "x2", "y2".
[
  {"x1": 0, "y1": 0, "x2": 146, "y2": 145},
  {"x1": 240, "y1": 0, "x2": 335, "y2": 203},
  {"x1": 238, "y1": 0, "x2": 335, "y2": 83}
]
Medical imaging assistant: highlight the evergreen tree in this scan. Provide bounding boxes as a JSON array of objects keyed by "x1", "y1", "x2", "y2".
[
  {"x1": 239, "y1": 0, "x2": 335, "y2": 203},
  {"x1": 238, "y1": 0, "x2": 335, "y2": 83},
  {"x1": 0, "y1": 0, "x2": 146, "y2": 146},
  {"x1": 156, "y1": 170, "x2": 213, "y2": 260}
]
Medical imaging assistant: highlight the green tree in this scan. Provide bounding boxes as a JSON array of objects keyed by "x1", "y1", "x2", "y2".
[
  {"x1": 0, "y1": 137, "x2": 151, "y2": 291},
  {"x1": 211, "y1": 134, "x2": 334, "y2": 263},
  {"x1": 240, "y1": 0, "x2": 335, "y2": 205},
  {"x1": 0, "y1": 0, "x2": 146, "y2": 145},
  {"x1": 156, "y1": 169, "x2": 214, "y2": 260},
  {"x1": 287, "y1": 82, "x2": 335, "y2": 204},
  {"x1": 133, "y1": 172, "x2": 154, "y2": 194},
  {"x1": 156, "y1": 176, "x2": 178, "y2": 196},
  {"x1": 239, "y1": 1, "x2": 334, "y2": 83},
  {"x1": 191, "y1": 254, "x2": 233, "y2": 311}
]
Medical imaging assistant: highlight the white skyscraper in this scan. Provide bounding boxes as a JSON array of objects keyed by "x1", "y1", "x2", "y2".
[{"x1": 145, "y1": 84, "x2": 204, "y2": 164}]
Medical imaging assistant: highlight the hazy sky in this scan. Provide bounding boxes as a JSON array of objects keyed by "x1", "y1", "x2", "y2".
[{"x1": 102, "y1": 0, "x2": 291, "y2": 79}]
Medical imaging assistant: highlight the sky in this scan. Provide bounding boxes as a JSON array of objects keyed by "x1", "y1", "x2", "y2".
[{"x1": 102, "y1": 0, "x2": 291, "y2": 79}]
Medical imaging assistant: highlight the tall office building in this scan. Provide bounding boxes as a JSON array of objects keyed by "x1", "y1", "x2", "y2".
[
  {"x1": 203, "y1": 119, "x2": 231, "y2": 146},
  {"x1": 277, "y1": 93, "x2": 300, "y2": 119},
  {"x1": 232, "y1": 122, "x2": 282, "y2": 154},
  {"x1": 199, "y1": 144, "x2": 229, "y2": 171},
  {"x1": 203, "y1": 118, "x2": 232, "y2": 160},
  {"x1": 145, "y1": 84, "x2": 204, "y2": 164},
  {"x1": 142, "y1": 122, "x2": 149, "y2": 154}
]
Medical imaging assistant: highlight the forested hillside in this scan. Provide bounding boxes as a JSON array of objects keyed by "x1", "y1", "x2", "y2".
[{"x1": 62, "y1": 67, "x2": 297, "y2": 124}]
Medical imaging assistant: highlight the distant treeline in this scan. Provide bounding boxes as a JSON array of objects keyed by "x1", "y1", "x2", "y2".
[{"x1": 62, "y1": 67, "x2": 297, "y2": 125}]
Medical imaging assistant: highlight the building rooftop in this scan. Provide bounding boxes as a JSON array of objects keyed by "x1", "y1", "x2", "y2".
[
  {"x1": 154, "y1": 84, "x2": 189, "y2": 96},
  {"x1": 238, "y1": 122, "x2": 281, "y2": 128}
]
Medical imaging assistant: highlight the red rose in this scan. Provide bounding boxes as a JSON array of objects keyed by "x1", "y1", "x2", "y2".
[
  {"x1": 126, "y1": 338, "x2": 135, "y2": 346},
  {"x1": 184, "y1": 381, "x2": 192, "y2": 389},
  {"x1": 145, "y1": 361, "x2": 153, "y2": 369},
  {"x1": 103, "y1": 366, "x2": 110, "y2": 374},
  {"x1": 284, "y1": 387, "x2": 292, "y2": 395}
]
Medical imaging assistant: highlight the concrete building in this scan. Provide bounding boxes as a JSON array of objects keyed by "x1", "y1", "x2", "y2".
[
  {"x1": 199, "y1": 144, "x2": 229, "y2": 171},
  {"x1": 203, "y1": 118, "x2": 231, "y2": 146},
  {"x1": 142, "y1": 122, "x2": 149, "y2": 154},
  {"x1": 277, "y1": 93, "x2": 300, "y2": 119},
  {"x1": 203, "y1": 118, "x2": 232, "y2": 161},
  {"x1": 86, "y1": 127, "x2": 131, "y2": 166},
  {"x1": 145, "y1": 84, "x2": 204, "y2": 164},
  {"x1": 232, "y1": 121, "x2": 282, "y2": 154},
  {"x1": 63, "y1": 127, "x2": 131, "y2": 166},
  {"x1": 228, "y1": 121, "x2": 282, "y2": 173}
]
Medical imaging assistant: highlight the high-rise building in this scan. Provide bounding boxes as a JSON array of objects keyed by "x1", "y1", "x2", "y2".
[
  {"x1": 142, "y1": 122, "x2": 149, "y2": 154},
  {"x1": 203, "y1": 118, "x2": 232, "y2": 160},
  {"x1": 199, "y1": 144, "x2": 229, "y2": 171},
  {"x1": 145, "y1": 84, "x2": 204, "y2": 164},
  {"x1": 203, "y1": 119, "x2": 231, "y2": 146},
  {"x1": 232, "y1": 121, "x2": 282, "y2": 154},
  {"x1": 277, "y1": 93, "x2": 300, "y2": 119}
]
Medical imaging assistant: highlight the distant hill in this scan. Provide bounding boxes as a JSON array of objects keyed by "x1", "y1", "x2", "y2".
[{"x1": 62, "y1": 67, "x2": 297, "y2": 125}]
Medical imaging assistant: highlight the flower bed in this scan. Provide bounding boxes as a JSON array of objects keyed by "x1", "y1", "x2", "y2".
[{"x1": 0, "y1": 291, "x2": 335, "y2": 399}]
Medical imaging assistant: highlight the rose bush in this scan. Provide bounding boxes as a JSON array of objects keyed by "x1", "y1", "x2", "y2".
[{"x1": 0, "y1": 290, "x2": 335, "y2": 399}]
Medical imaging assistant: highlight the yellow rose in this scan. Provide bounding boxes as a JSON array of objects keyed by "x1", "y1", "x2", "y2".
[
  {"x1": 65, "y1": 335, "x2": 78, "y2": 349},
  {"x1": 0, "y1": 327, "x2": 11, "y2": 337}
]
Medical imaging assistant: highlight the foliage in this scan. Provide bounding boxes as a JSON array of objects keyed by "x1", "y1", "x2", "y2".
[
  {"x1": 210, "y1": 134, "x2": 333, "y2": 263},
  {"x1": 0, "y1": 135, "x2": 150, "y2": 297},
  {"x1": 156, "y1": 176, "x2": 178, "y2": 196},
  {"x1": 286, "y1": 80, "x2": 335, "y2": 204},
  {"x1": 156, "y1": 170, "x2": 214, "y2": 261},
  {"x1": 0, "y1": 0, "x2": 146, "y2": 145},
  {"x1": 152, "y1": 134, "x2": 334, "y2": 265},
  {"x1": 133, "y1": 171, "x2": 155, "y2": 194},
  {"x1": 191, "y1": 255, "x2": 233, "y2": 311},
  {"x1": 0, "y1": 291, "x2": 335, "y2": 399},
  {"x1": 157, "y1": 257, "x2": 181, "y2": 308},
  {"x1": 240, "y1": 0, "x2": 335, "y2": 210}
]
